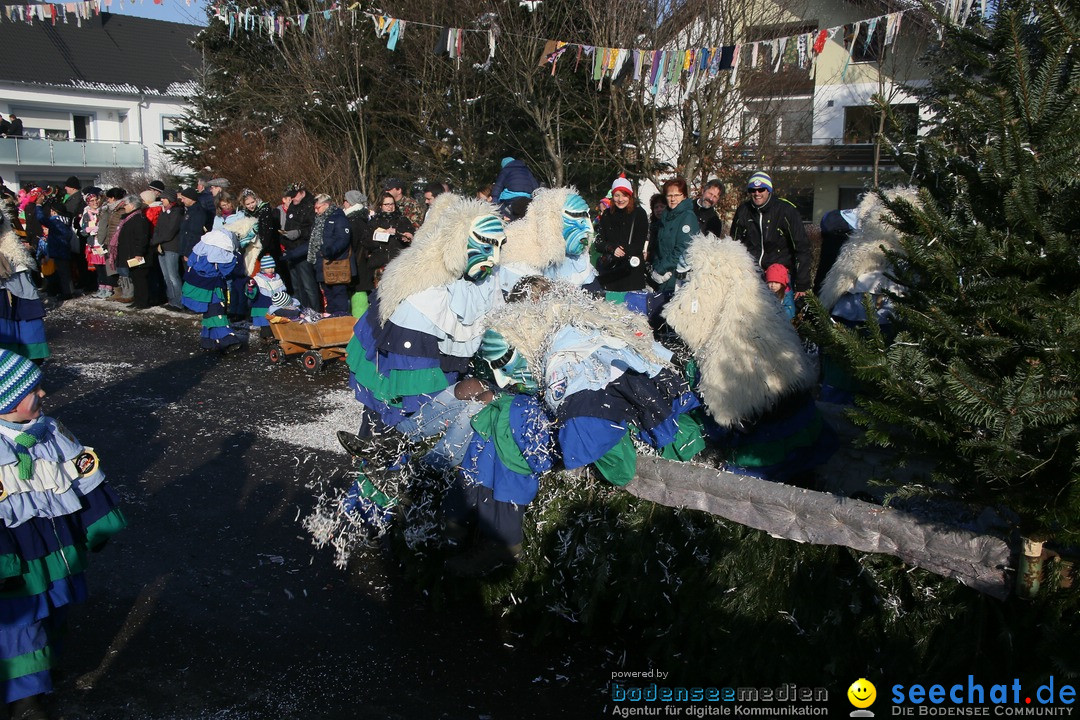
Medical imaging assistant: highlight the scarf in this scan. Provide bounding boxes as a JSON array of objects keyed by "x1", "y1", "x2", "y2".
[
  {"x1": 307, "y1": 204, "x2": 339, "y2": 264},
  {"x1": 13, "y1": 422, "x2": 49, "y2": 481}
]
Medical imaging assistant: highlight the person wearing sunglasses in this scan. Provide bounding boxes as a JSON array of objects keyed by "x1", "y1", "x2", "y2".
[{"x1": 730, "y1": 171, "x2": 811, "y2": 299}]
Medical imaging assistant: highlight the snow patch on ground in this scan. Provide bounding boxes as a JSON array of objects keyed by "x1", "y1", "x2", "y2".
[
  {"x1": 261, "y1": 388, "x2": 358, "y2": 454},
  {"x1": 64, "y1": 361, "x2": 135, "y2": 383}
]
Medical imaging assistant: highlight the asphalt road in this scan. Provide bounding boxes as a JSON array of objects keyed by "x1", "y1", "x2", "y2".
[{"x1": 39, "y1": 298, "x2": 613, "y2": 720}]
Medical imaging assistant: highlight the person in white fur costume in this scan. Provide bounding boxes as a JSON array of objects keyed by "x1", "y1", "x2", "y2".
[
  {"x1": 497, "y1": 188, "x2": 600, "y2": 295},
  {"x1": 339, "y1": 194, "x2": 507, "y2": 460},
  {"x1": 816, "y1": 187, "x2": 918, "y2": 403},
  {"x1": 663, "y1": 234, "x2": 836, "y2": 484}
]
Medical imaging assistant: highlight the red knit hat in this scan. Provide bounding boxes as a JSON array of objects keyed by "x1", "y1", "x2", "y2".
[{"x1": 764, "y1": 263, "x2": 790, "y2": 288}]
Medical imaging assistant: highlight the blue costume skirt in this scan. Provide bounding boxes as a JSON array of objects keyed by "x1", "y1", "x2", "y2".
[
  {"x1": 0, "y1": 290, "x2": 48, "y2": 361},
  {"x1": 0, "y1": 482, "x2": 126, "y2": 702}
]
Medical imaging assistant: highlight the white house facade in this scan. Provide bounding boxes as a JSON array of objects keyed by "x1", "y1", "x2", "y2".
[
  {"x1": 651, "y1": 0, "x2": 933, "y2": 222},
  {"x1": 0, "y1": 13, "x2": 200, "y2": 191}
]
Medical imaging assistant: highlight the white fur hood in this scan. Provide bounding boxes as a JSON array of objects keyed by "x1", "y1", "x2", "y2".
[{"x1": 663, "y1": 235, "x2": 814, "y2": 427}]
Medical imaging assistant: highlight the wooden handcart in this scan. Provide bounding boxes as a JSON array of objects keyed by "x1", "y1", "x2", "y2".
[{"x1": 266, "y1": 315, "x2": 356, "y2": 372}]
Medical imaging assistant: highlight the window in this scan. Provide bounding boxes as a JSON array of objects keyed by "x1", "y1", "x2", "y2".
[
  {"x1": 741, "y1": 22, "x2": 819, "y2": 97},
  {"x1": 838, "y1": 187, "x2": 864, "y2": 210},
  {"x1": 742, "y1": 98, "x2": 813, "y2": 146},
  {"x1": 779, "y1": 99, "x2": 813, "y2": 143},
  {"x1": 843, "y1": 21, "x2": 886, "y2": 64},
  {"x1": 843, "y1": 103, "x2": 918, "y2": 143},
  {"x1": 14, "y1": 109, "x2": 72, "y2": 141},
  {"x1": 162, "y1": 116, "x2": 184, "y2": 144}
]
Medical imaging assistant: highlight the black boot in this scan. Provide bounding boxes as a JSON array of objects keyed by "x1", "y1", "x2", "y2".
[{"x1": 337, "y1": 430, "x2": 371, "y2": 458}]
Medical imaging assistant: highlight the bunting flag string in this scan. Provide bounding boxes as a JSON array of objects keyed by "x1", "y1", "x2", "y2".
[
  {"x1": 0, "y1": 0, "x2": 205, "y2": 25},
  {"x1": 1, "y1": 0, "x2": 102, "y2": 26},
  {"x1": 0, "y1": 0, "x2": 926, "y2": 98}
]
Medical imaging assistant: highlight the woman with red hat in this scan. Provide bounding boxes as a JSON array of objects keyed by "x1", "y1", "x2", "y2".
[{"x1": 594, "y1": 175, "x2": 649, "y2": 292}]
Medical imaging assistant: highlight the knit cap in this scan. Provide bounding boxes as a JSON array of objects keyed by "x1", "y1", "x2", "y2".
[
  {"x1": 747, "y1": 172, "x2": 773, "y2": 191},
  {"x1": 260, "y1": 255, "x2": 276, "y2": 270},
  {"x1": 611, "y1": 174, "x2": 633, "y2": 196},
  {"x1": 0, "y1": 350, "x2": 42, "y2": 414},
  {"x1": 271, "y1": 291, "x2": 293, "y2": 308},
  {"x1": 764, "y1": 263, "x2": 790, "y2": 288}
]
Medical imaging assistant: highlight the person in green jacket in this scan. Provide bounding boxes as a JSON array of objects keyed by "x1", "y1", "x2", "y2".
[{"x1": 650, "y1": 177, "x2": 699, "y2": 292}]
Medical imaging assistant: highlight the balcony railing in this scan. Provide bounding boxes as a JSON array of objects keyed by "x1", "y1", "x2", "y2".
[
  {"x1": 0, "y1": 138, "x2": 145, "y2": 168},
  {"x1": 727, "y1": 142, "x2": 899, "y2": 170}
]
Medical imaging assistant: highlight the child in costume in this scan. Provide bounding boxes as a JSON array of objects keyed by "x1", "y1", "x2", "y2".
[
  {"x1": 0, "y1": 202, "x2": 48, "y2": 361},
  {"x1": 181, "y1": 228, "x2": 245, "y2": 353},
  {"x1": 0, "y1": 350, "x2": 126, "y2": 719},
  {"x1": 222, "y1": 215, "x2": 260, "y2": 322},
  {"x1": 245, "y1": 255, "x2": 283, "y2": 334}
]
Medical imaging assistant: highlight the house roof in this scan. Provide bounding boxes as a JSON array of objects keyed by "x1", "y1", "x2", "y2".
[{"x1": 0, "y1": 12, "x2": 201, "y2": 97}]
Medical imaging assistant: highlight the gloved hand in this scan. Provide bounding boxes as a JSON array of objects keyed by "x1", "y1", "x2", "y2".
[{"x1": 650, "y1": 269, "x2": 672, "y2": 285}]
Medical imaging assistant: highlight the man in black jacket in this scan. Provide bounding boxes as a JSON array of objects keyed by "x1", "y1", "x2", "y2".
[
  {"x1": 177, "y1": 187, "x2": 211, "y2": 260},
  {"x1": 693, "y1": 178, "x2": 725, "y2": 238},
  {"x1": 3, "y1": 114, "x2": 22, "y2": 138},
  {"x1": 280, "y1": 184, "x2": 320, "y2": 310},
  {"x1": 730, "y1": 171, "x2": 812, "y2": 297}
]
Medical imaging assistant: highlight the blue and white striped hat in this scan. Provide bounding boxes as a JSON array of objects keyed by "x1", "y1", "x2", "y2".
[
  {"x1": 0, "y1": 350, "x2": 42, "y2": 414},
  {"x1": 260, "y1": 255, "x2": 276, "y2": 270},
  {"x1": 747, "y1": 171, "x2": 773, "y2": 191}
]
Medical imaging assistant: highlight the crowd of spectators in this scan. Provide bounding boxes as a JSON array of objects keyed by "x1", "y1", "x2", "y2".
[{"x1": 0, "y1": 161, "x2": 812, "y2": 347}]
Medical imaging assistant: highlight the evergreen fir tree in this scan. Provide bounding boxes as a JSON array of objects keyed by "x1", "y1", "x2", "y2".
[{"x1": 811, "y1": 0, "x2": 1080, "y2": 541}]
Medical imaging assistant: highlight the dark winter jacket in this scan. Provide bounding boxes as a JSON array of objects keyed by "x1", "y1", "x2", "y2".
[
  {"x1": 731, "y1": 196, "x2": 811, "y2": 292},
  {"x1": 492, "y1": 159, "x2": 539, "y2": 202},
  {"x1": 179, "y1": 201, "x2": 212, "y2": 258},
  {"x1": 198, "y1": 188, "x2": 216, "y2": 217},
  {"x1": 814, "y1": 209, "x2": 857, "y2": 292},
  {"x1": 653, "y1": 198, "x2": 699, "y2": 286},
  {"x1": 116, "y1": 210, "x2": 152, "y2": 265},
  {"x1": 313, "y1": 207, "x2": 354, "y2": 283},
  {"x1": 249, "y1": 201, "x2": 282, "y2": 262},
  {"x1": 345, "y1": 206, "x2": 369, "y2": 262},
  {"x1": 595, "y1": 205, "x2": 649, "y2": 292},
  {"x1": 693, "y1": 201, "x2": 724, "y2": 238},
  {"x1": 357, "y1": 210, "x2": 413, "y2": 292},
  {"x1": 63, "y1": 191, "x2": 85, "y2": 222},
  {"x1": 36, "y1": 207, "x2": 72, "y2": 260},
  {"x1": 282, "y1": 194, "x2": 315, "y2": 262},
  {"x1": 152, "y1": 206, "x2": 183, "y2": 253}
]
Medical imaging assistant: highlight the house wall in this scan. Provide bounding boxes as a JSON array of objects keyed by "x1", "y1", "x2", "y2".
[
  {"x1": 0, "y1": 84, "x2": 191, "y2": 191},
  {"x1": 651, "y1": 0, "x2": 932, "y2": 224}
]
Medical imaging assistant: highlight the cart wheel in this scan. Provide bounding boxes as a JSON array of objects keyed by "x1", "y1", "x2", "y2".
[
  {"x1": 268, "y1": 346, "x2": 284, "y2": 364},
  {"x1": 302, "y1": 351, "x2": 323, "y2": 373}
]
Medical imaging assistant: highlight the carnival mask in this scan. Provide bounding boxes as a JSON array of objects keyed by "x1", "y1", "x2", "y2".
[
  {"x1": 561, "y1": 194, "x2": 593, "y2": 258},
  {"x1": 480, "y1": 329, "x2": 538, "y2": 394},
  {"x1": 464, "y1": 213, "x2": 506, "y2": 282}
]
